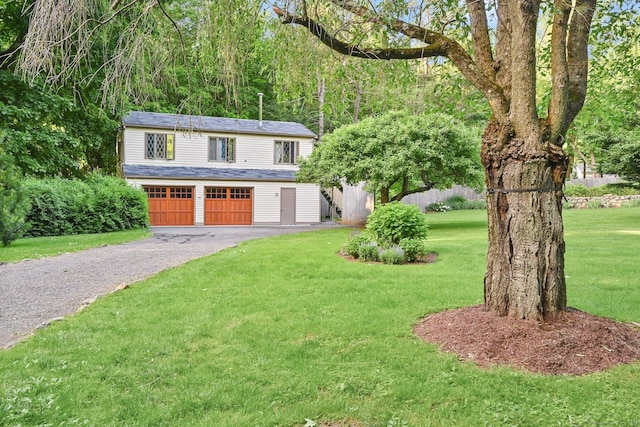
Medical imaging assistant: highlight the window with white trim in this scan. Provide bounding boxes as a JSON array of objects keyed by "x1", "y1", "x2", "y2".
[
  {"x1": 145, "y1": 133, "x2": 174, "y2": 159},
  {"x1": 274, "y1": 140, "x2": 299, "y2": 164},
  {"x1": 209, "y1": 137, "x2": 235, "y2": 162}
]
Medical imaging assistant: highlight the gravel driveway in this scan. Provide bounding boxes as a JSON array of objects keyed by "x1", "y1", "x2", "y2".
[{"x1": 0, "y1": 223, "x2": 341, "y2": 349}]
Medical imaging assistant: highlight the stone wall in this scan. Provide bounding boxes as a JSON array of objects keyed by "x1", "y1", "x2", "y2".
[{"x1": 565, "y1": 195, "x2": 640, "y2": 209}]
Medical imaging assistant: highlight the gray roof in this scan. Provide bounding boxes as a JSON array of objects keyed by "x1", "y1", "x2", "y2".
[
  {"x1": 122, "y1": 111, "x2": 317, "y2": 139},
  {"x1": 122, "y1": 164, "x2": 296, "y2": 182}
]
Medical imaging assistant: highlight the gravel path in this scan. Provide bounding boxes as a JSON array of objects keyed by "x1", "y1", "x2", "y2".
[{"x1": 0, "y1": 224, "x2": 341, "y2": 348}]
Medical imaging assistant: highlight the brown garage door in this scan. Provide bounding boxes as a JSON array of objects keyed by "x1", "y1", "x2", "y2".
[
  {"x1": 144, "y1": 186, "x2": 194, "y2": 226},
  {"x1": 205, "y1": 187, "x2": 252, "y2": 225}
]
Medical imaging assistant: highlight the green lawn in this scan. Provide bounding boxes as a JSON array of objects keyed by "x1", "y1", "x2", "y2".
[
  {"x1": 0, "y1": 229, "x2": 151, "y2": 263},
  {"x1": 1, "y1": 209, "x2": 639, "y2": 426}
]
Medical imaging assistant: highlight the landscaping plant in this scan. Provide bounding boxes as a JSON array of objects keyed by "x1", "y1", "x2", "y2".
[
  {"x1": 366, "y1": 202, "x2": 428, "y2": 247},
  {"x1": 0, "y1": 144, "x2": 29, "y2": 246},
  {"x1": 23, "y1": 174, "x2": 149, "y2": 237}
]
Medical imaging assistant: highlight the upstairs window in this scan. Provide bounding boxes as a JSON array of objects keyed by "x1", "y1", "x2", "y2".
[
  {"x1": 145, "y1": 133, "x2": 174, "y2": 160},
  {"x1": 274, "y1": 140, "x2": 299, "y2": 164},
  {"x1": 209, "y1": 137, "x2": 235, "y2": 162}
]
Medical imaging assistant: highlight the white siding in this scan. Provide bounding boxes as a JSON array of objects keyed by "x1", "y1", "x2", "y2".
[
  {"x1": 123, "y1": 127, "x2": 315, "y2": 170},
  {"x1": 126, "y1": 178, "x2": 320, "y2": 226},
  {"x1": 295, "y1": 184, "x2": 321, "y2": 224},
  {"x1": 253, "y1": 183, "x2": 283, "y2": 224}
]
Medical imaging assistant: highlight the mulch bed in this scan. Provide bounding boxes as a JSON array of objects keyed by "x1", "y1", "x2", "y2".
[{"x1": 414, "y1": 305, "x2": 640, "y2": 375}]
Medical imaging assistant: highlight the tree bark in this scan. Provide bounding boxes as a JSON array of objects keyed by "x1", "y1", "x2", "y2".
[
  {"x1": 317, "y1": 75, "x2": 325, "y2": 140},
  {"x1": 380, "y1": 187, "x2": 390, "y2": 204},
  {"x1": 482, "y1": 120, "x2": 569, "y2": 320}
]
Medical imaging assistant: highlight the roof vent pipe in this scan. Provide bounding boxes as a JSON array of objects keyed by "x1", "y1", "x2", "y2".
[{"x1": 258, "y1": 92, "x2": 264, "y2": 128}]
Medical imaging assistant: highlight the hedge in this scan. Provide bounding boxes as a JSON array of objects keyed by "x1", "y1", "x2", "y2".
[{"x1": 23, "y1": 175, "x2": 149, "y2": 237}]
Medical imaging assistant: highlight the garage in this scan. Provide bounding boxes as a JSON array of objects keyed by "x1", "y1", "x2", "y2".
[
  {"x1": 144, "y1": 186, "x2": 194, "y2": 226},
  {"x1": 205, "y1": 187, "x2": 252, "y2": 225}
]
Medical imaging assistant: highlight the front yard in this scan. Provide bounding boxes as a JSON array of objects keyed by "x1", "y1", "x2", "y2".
[{"x1": 1, "y1": 209, "x2": 639, "y2": 426}]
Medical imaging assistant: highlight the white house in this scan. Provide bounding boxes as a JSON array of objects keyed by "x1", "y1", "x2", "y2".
[{"x1": 119, "y1": 111, "x2": 321, "y2": 226}]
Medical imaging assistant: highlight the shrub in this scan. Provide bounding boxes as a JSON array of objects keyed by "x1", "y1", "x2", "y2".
[
  {"x1": 23, "y1": 175, "x2": 149, "y2": 237},
  {"x1": 444, "y1": 195, "x2": 467, "y2": 209},
  {"x1": 342, "y1": 234, "x2": 373, "y2": 258},
  {"x1": 425, "y1": 202, "x2": 451, "y2": 212},
  {"x1": 427, "y1": 196, "x2": 487, "y2": 212},
  {"x1": 587, "y1": 200, "x2": 605, "y2": 209},
  {"x1": 0, "y1": 146, "x2": 29, "y2": 246},
  {"x1": 379, "y1": 246, "x2": 404, "y2": 265},
  {"x1": 367, "y1": 202, "x2": 429, "y2": 246},
  {"x1": 399, "y1": 238, "x2": 426, "y2": 263},
  {"x1": 358, "y1": 242, "x2": 380, "y2": 262},
  {"x1": 564, "y1": 183, "x2": 640, "y2": 197},
  {"x1": 587, "y1": 200, "x2": 603, "y2": 209}
]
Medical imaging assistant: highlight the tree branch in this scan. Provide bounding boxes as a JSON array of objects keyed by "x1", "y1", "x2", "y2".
[
  {"x1": 390, "y1": 183, "x2": 435, "y2": 202},
  {"x1": 465, "y1": 0, "x2": 495, "y2": 80},
  {"x1": 507, "y1": 0, "x2": 540, "y2": 137},
  {"x1": 494, "y1": 0, "x2": 512, "y2": 104},
  {"x1": 547, "y1": 0, "x2": 571, "y2": 144},
  {"x1": 0, "y1": 30, "x2": 27, "y2": 70},
  {"x1": 332, "y1": 0, "x2": 508, "y2": 120},
  {"x1": 274, "y1": 2, "x2": 509, "y2": 122},
  {"x1": 563, "y1": 0, "x2": 597, "y2": 135},
  {"x1": 273, "y1": 6, "x2": 447, "y2": 59}
]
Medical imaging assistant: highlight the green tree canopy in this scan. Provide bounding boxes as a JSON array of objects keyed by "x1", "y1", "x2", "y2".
[
  {"x1": 297, "y1": 111, "x2": 483, "y2": 203},
  {"x1": 0, "y1": 140, "x2": 29, "y2": 246}
]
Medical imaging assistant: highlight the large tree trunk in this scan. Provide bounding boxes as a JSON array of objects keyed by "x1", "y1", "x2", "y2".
[{"x1": 481, "y1": 120, "x2": 569, "y2": 320}]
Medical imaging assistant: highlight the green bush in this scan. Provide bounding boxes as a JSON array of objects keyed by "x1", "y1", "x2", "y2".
[
  {"x1": 563, "y1": 183, "x2": 640, "y2": 197},
  {"x1": 587, "y1": 200, "x2": 603, "y2": 209},
  {"x1": 399, "y1": 238, "x2": 426, "y2": 263},
  {"x1": 0, "y1": 146, "x2": 29, "y2": 246},
  {"x1": 428, "y1": 196, "x2": 486, "y2": 212},
  {"x1": 23, "y1": 175, "x2": 149, "y2": 237},
  {"x1": 358, "y1": 242, "x2": 380, "y2": 262},
  {"x1": 366, "y1": 202, "x2": 429, "y2": 246},
  {"x1": 341, "y1": 234, "x2": 373, "y2": 258},
  {"x1": 425, "y1": 202, "x2": 451, "y2": 212},
  {"x1": 379, "y1": 246, "x2": 404, "y2": 265}
]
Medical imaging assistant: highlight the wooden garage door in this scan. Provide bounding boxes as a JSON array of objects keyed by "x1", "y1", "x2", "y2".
[
  {"x1": 205, "y1": 187, "x2": 252, "y2": 225},
  {"x1": 144, "y1": 186, "x2": 194, "y2": 226}
]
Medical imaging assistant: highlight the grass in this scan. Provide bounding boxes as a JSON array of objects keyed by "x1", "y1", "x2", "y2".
[
  {"x1": 0, "y1": 229, "x2": 151, "y2": 263},
  {"x1": 1, "y1": 209, "x2": 639, "y2": 426}
]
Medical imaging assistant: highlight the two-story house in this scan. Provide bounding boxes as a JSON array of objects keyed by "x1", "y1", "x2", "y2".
[{"x1": 119, "y1": 111, "x2": 320, "y2": 226}]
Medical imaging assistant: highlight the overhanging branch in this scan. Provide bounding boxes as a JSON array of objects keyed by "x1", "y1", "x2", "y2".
[
  {"x1": 273, "y1": 7, "x2": 447, "y2": 59},
  {"x1": 275, "y1": 3, "x2": 509, "y2": 122}
]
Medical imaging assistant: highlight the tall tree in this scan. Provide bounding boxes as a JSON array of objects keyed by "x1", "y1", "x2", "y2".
[
  {"x1": 297, "y1": 111, "x2": 483, "y2": 203},
  {"x1": 271, "y1": 0, "x2": 600, "y2": 320}
]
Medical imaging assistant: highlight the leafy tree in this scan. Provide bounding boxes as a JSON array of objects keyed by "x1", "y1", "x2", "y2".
[
  {"x1": 0, "y1": 71, "x2": 119, "y2": 177},
  {"x1": 0, "y1": 141, "x2": 29, "y2": 246},
  {"x1": 0, "y1": 2, "x2": 119, "y2": 177},
  {"x1": 273, "y1": 0, "x2": 609, "y2": 321},
  {"x1": 597, "y1": 131, "x2": 640, "y2": 182},
  {"x1": 297, "y1": 111, "x2": 483, "y2": 203}
]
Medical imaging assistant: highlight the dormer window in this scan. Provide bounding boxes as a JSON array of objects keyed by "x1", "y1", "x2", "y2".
[{"x1": 209, "y1": 137, "x2": 235, "y2": 163}]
